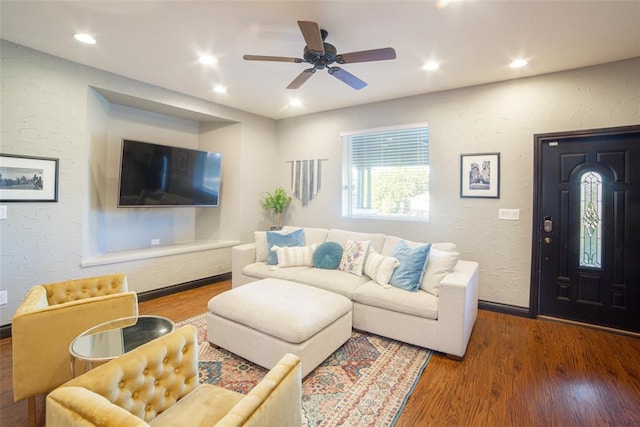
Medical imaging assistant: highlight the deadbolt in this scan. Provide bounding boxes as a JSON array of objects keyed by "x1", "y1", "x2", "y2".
[{"x1": 544, "y1": 217, "x2": 553, "y2": 233}]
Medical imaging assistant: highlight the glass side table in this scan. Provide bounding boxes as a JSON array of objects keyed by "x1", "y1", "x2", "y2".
[{"x1": 69, "y1": 315, "x2": 175, "y2": 376}]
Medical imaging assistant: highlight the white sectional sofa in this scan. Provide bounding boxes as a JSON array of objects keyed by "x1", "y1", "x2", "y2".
[{"x1": 231, "y1": 226, "x2": 479, "y2": 358}]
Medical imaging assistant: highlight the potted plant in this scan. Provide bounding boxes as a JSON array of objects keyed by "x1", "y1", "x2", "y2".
[{"x1": 262, "y1": 187, "x2": 292, "y2": 230}]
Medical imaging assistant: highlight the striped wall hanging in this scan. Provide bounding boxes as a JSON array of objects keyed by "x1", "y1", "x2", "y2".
[{"x1": 287, "y1": 159, "x2": 328, "y2": 206}]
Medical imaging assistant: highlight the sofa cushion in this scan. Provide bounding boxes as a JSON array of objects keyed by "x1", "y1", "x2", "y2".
[
  {"x1": 363, "y1": 248, "x2": 399, "y2": 287},
  {"x1": 282, "y1": 226, "x2": 329, "y2": 245},
  {"x1": 338, "y1": 240, "x2": 370, "y2": 276},
  {"x1": 326, "y1": 229, "x2": 386, "y2": 253},
  {"x1": 266, "y1": 229, "x2": 305, "y2": 265},
  {"x1": 381, "y1": 235, "x2": 457, "y2": 256},
  {"x1": 291, "y1": 268, "x2": 370, "y2": 300},
  {"x1": 313, "y1": 242, "x2": 343, "y2": 270},
  {"x1": 274, "y1": 244, "x2": 317, "y2": 267},
  {"x1": 242, "y1": 263, "x2": 312, "y2": 281},
  {"x1": 353, "y1": 281, "x2": 438, "y2": 320},
  {"x1": 389, "y1": 241, "x2": 431, "y2": 292},
  {"x1": 421, "y1": 248, "x2": 460, "y2": 296}
]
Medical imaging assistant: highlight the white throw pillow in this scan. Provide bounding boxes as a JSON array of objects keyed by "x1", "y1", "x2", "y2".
[
  {"x1": 364, "y1": 248, "x2": 400, "y2": 287},
  {"x1": 254, "y1": 231, "x2": 268, "y2": 262},
  {"x1": 273, "y1": 244, "x2": 317, "y2": 267},
  {"x1": 338, "y1": 240, "x2": 370, "y2": 276},
  {"x1": 420, "y1": 248, "x2": 459, "y2": 296}
]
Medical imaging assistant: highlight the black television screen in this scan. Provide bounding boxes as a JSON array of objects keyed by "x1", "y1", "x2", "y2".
[{"x1": 118, "y1": 139, "x2": 222, "y2": 207}]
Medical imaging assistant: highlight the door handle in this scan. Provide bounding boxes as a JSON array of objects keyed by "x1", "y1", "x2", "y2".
[{"x1": 544, "y1": 237, "x2": 552, "y2": 244}]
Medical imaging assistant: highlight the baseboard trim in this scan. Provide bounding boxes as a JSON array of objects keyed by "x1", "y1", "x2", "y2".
[
  {"x1": 0, "y1": 273, "x2": 231, "y2": 340},
  {"x1": 136, "y1": 273, "x2": 231, "y2": 302},
  {"x1": 478, "y1": 300, "x2": 532, "y2": 318}
]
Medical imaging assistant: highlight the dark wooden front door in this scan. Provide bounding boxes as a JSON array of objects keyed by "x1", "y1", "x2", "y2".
[{"x1": 533, "y1": 125, "x2": 640, "y2": 333}]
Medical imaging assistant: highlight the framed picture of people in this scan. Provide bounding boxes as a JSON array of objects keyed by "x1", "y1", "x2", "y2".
[{"x1": 460, "y1": 152, "x2": 500, "y2": 198}]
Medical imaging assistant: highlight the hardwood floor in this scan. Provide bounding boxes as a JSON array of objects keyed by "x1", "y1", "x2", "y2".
[{"x1": 1, "y1": 281, "x2": 639, "y2": 426}]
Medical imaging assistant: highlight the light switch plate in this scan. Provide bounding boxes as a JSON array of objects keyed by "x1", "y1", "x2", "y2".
[
  {"x1": 499, "y1": 208, "x2": 520, "y2": 220},
  {"x1": 0, "y1": 206, "x2": 6, "y2": 220}
]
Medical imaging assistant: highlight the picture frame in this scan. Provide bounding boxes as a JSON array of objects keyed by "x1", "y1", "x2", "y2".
[
  {"x1": 460, "y1": 152, "x2": 500, "y2": 198},
  {"x1": 0, "y1": 154, "x2": 59, "y2": 202}
]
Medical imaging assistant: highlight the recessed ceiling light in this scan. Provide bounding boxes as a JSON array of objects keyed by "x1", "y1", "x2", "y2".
[
  {"x1": 423, "y1": 61, "x2": 439, "y2": 71},
  {"x1": 289, "y1": 99, "x2": 302, "y2": 107},
  {"x1": 213, "y1": 85, "x2": 226, "y2": 94},
  {"x1": 510, "y1": 58, "x2": 528, "y2": 68},
  {"x1": 74, "y1": 33, "x2": 96, "y2": 45},
  {"x1": 199, "y1": 55, "x2": 217, "y2": 65}
]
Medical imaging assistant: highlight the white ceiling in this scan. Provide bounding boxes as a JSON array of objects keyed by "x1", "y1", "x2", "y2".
[{"x1": 1, "y1": 1, "x2": 639, "y2": 120}]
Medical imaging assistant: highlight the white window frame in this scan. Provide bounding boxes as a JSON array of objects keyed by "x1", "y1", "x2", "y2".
[{"x1": 341, "y1": 123, "x2": 429, "y2": 221}]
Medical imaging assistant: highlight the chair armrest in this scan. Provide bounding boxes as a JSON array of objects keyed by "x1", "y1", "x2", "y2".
[
  {"x1": 215, "y1": 353, "x2": 302, "y2": 427},
  {"x1": 12, "y1": 291, "x2": 138, "y2": 400},
  {"x1": 437, "y1": 260, "x2": 479, "y2": 357},
  {"x1": 47, "y1": 386, "x2": 148, "y2": 426},
  {"x1": 232, "y1": 243, "x2": 258, "y2": 287}
]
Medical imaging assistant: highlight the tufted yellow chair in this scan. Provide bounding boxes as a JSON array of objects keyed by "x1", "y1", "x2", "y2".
[
  {"x1": 12, "y1": 273, "x2": 138, "y2": 426},
  {"x1": 46, "y1": 325, "x2": 303, "y2": 426}
]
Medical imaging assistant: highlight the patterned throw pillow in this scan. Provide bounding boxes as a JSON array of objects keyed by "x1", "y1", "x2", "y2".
[
  {"x1": 389, "y1": 241, "x2": 432, "y2": 292},
  {"x1": 265, "y1": 229, "x2": 305, "y2": 265},
  {"x1": 364, "y1": 247, "x2": 400, "y2": 287},
  {"x1": 313, "y1": 242, "x2": 344, "y2": 270},
  {"x1": 338, "y1": 240, "x2": 371, "y2": 276},
  {"x1": 273, "y1": 244, "x2": 317, "y2": 267}
]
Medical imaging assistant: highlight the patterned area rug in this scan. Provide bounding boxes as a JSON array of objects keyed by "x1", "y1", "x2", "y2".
[{"x1": 178, "y1": 314, "x2": 432, "y2": 427}]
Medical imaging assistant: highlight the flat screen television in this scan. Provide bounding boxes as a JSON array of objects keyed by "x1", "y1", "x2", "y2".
[{"x1": 118, "y1": 139, "x2": 222, "y2": 207}]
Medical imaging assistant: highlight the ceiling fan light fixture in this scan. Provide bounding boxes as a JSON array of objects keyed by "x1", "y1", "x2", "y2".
[{"x1": 74, "y1": 33, "x2": 96, "y2": 45}]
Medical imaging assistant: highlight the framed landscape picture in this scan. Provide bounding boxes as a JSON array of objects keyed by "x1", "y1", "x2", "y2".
[
  {"x1": 0, "y1": 154, "x2": 59, "y2": 202},
  {"x1": 460, "y1": 152, "x2": 500, "y2": 198}
]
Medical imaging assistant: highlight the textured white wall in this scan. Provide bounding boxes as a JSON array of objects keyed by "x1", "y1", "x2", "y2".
[
  {"x1": 275, "y1": 58, "x2": 640, "y2": 308},
  {"x1": 0, "y1": 41, "x2": 277, "y2": 326}
]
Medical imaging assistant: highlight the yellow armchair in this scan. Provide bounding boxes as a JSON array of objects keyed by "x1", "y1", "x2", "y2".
[
  {"x1": 12, "y1": 273, "x2": 138, "y2": 425},
  {"x1": 46, "y1": 325, "x2": 302, "y2": 426}
]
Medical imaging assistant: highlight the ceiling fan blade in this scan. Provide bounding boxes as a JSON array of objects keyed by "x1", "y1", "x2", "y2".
[
  {"x1": 336, "y1": 47, "x2": 396, "y2": 64},
  {"x1": 243, "y1": 55, "x2": 304, "y2": 63},
  {"x1": 297, "y1": 21, "x2": 325, "y2": 54},
  {"x1": 287, "y1": 68, "x2": 316, "y2": 89},
  {"x1": 328, "y1": 67, "x2": 367, "y2": 90}
]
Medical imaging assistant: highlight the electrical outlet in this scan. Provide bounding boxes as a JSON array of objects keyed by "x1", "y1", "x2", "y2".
[
  {"x1": 151, "y1": 239, "x2": 160, "y2": 246},
  {"x1": 0, "y1": 290, "x2": 8, "y2": 306}
]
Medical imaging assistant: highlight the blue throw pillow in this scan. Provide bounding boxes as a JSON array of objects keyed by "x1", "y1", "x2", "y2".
[
  {"x1": 313, "y1": 242, "x2": 343, "y2": 269},
  {"x1": 266, "y1": 229, "x2": 305, "y2": 265},
  {"x1": 389, "y1": 241, "x2": 432, "y2": 292}
]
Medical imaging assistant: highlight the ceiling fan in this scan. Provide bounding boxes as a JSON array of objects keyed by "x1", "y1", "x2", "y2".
[{"x1": 243, "y1": 20, "x2": 396, "y2": 90}]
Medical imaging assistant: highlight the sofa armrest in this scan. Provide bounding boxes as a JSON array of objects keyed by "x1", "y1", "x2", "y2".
[
  {"x1": 232, "y1": 243, "x2": 258, "y2": 288},
  {"x1": 47, "y1": 386, "x2": 148, "y2": 426},
  {"x1": 436, "y1": 260, "x2": 479, "y2": 358},
  {"x1": 215, "y1": 353, "x2": 302, "y2": 427},
  {"x1": 12, "y1": 291, "x2": 138, "y2": 400}
]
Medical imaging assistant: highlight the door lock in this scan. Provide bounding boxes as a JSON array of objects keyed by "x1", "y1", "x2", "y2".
[{"x1": 544, "y1": 217, "x2": 553, "y2": 233}]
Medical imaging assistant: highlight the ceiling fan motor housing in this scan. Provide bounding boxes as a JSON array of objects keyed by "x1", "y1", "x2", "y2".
[{"x1": 304, "y1": 43, "x2": 337, "y2": 69}]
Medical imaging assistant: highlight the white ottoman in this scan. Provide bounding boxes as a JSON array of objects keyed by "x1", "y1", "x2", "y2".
[{"x1": 207, "y1": 278, "x2": 352, "y2": 377}]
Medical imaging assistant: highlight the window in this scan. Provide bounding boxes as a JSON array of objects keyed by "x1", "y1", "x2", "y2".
[
  {"x1": 579, "y1": 171, "x2": 602, "y2": 268},
  {"x1": 342, "y1": 124, "x2": 429, "y2": 220}
]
